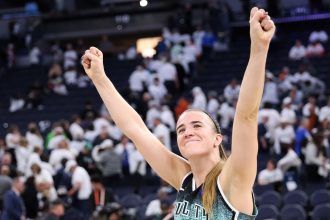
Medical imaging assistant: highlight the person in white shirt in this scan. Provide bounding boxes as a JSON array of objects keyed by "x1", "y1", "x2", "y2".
[
  {"x1": 153, "y1": 118, "x2": 171, "y2": 150},
  {"x1": 291, "y1": 65, "x2": 313, "y2": 86},
  {"x1": 304, "y1": 131, "x2": 328, "y2": 180},
  {"x1": 288, "y1": 40, "x2": 306, "y2": 60},
  {"x1": 157, "y1": 58, "x2": 178, "y2": 94},
  {"x1": 31, "y1": 162, "x2": 57, "y2": 202},
  {"x1": 223, "y1": 79, "x2": 240, "y2": 103},
  {"x1": 309, "y1": 30, "x2": 328, "y2": 43},
  {"x1": 66, "y1": 160, "x2": 92, "y2": 219},
  {"x1": 26, "y1": 122, "x2": 43, "y2": 147},
  {"x1": 5, "y1": 125, "x2": 21, "y2": 149},
  {"x1": 160, "y1": 105, "x2": 176, "y2": 132},
  {"x1": 146, "y1": 101, "x2": 161, "y2": 129},
  {"x1": 15, "y1": 138, "x2": 31, "y2": 175},
  {"x1": 258, "y1": 159, "x2": 283, "y2": 186},
  {"x1": 49, "y1": 138, "x2": 75, "y2": 171},
  {"x1": 190, "y1": 86, "x2": 206, "y2": 111},
  {"x1": 281, "y1": 97, "x2": 296, "y2": 125},
  {"x1": 145, "y1": 187, "x2": 169, "y2": 217},
  {"x1": 259, "y1": 103, "x2": 281, "y2": 143},
  {"x1": 29, "y1": 45, "x2": 41, "y2": 65},
  {"x1": 302, "y1": 96, "x2": 319, "y2": 118},
  {"x1": 218, "y1": 100, "x2": 236, "y2": 130},
  {"x1": 277, "y1": 147, "x2": 301, "y2": 173},
  {"x1": 148, "y1": 77, "x2": 167, "y2": 105},
  {"x1": 64, "y1": 66, "x2": 78, "y2": 85},
  {"x1": 63, "y1": 43, "x2": 78, "y2": 70},
  {"x1": 128, "y1": 65, "x2": 150, "y2": 94},
  {"x1": 207, "y1": 91, "x2": 220, "y2": 120},
  {"x1": 273, "y1": 117, "x2": 296, "y2": 155},
  {"x1": 262, "y1": 72, "x2": 279, "y2": 107},
  {"x1": 319, "y1": 96, "x2": 330, "y2": 123}
]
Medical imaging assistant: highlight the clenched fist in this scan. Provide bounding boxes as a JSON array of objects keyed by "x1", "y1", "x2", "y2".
[
  {"x1": 249, "y1": 7, "x2": 276, "y2": 50},
  {"x1": 81, "y1": 47, "x2": 106, "y2": 81}
]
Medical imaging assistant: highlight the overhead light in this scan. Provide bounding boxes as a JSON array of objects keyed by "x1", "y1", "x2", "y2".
[{"x1": 140, "y1": 0, "x2": 148, "y2": 7}]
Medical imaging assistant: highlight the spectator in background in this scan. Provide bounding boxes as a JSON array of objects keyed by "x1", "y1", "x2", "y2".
[
  {"x1": 145, "y1": 188, "x2": 169, "y2": 217},
  {"x1": 148, "y1": 77, "x2": 167, "y2": 105},
  {"x1": 90, "y1": 176, "x2": 117, "y2": 215},
  {"x1": 258, "y1": 116, "x2": 269, "y2": 153},
  {"x1": 5, "y1": 125, "x2": 21, "y2": 149},
  {"x1": 273, "y1": 117, "x2": 296, "y2": 155},
  {"x1": 160, "y1": 105, "x2": 176, "y2": 132},
  {"x1": 128, "y1": 65, "x2": 150, "y2": 95},
  {"x1": 0, "y1": 165, "x2": 12, "y2": 209},
  {"x1": 48, "y1": 62, "x2": 68, "y2": 96},
  {"x1": 15, "y1": 137, "x2": 30, "y2": 175},
  {"x1": 26, "y1": 122, "x2": 44, "y2": 150},
  {"x1": 94, "y1": 139, "x2": 122, "y2": 186},
  {"x1": 9, "y1": 92, "x2": 25, "y2": 113},
  {"x1": 207, "y1": 91, "x2": 220, "y2": 119},
  {"x1": 1, "y1": 177, "x2": 26, "y2": 220},
  {"x1": 29, "y1": 44, "x2": 41, "y2": 66},
  {"x1": 6, "y1": 43, "x2": 15, "y2": 68},
  {"x1": 153, "y1": 117, "x2": 171, "y2": 150},
  {"x1": 99, "y1": 34, "x2": 113, "y2": 54},
  {"x1": 309, "y1": 30, "x2": 328, "y2": 43},
  {"x1": 319, "y1": 96, "x2": 330, "y2": 125},
  {"x1": 201, "y1": 29, "x2": 216, "y2": 61},
  {"x1": 114, "y1": 136, "x2": 135, "y2": 177},
  {"x1": 30, "y1": 162, "x2": 57, "y2": 202},
  {"x1": 280, "y1": 97, "x2": 296, "y2": 125},
  {"x1": 126, "y1": 45, "x2": 137, "y2": 60},
  {"x1": 37, "y1": 198, "x2": 65, "y2": 220},
  {"x1": 190, "y1": 86, "x2": 207, "y2": 111},
  {"x1": 157, "y1": 57, "x2": 179, "y2": 94},
  {"x1": 258, "y1": 159, "x2": 283, "y2": 189},
  {"x1": 223, "y1": 79, "x2": 240, "y2": 103},
  {"x1": 64, "y1": 66, "x2": 78, "y2": 85},
  {"x1": 66, "y1": 160, "x2": 92, "y2": 220},
  {"x1": 26, "y1": 81, "x2": 44, "y2": 110},
  {"x1": 63, "y1": 43, "x2": 78, "y2": 70},
  {"x1": 304, "y1": 130, "x2": 328, "y2": 181},
  {"x1": 262, "y1": 71, "x2": 279, "y2": 108},
  {"x1": 295, "y1": 118, "x2": 311, "y2": 156},
  {"x1": 306, "y1": 41, "x2": 325, "y2": 57},
  {"x1": 288, "y1": 40, "x2": 306, "y2": 60}
]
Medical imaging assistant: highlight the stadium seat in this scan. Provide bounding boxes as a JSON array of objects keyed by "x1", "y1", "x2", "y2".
[
  {"x1": 311, "y1": 204, "x2": 330, "y2": 220},
  {"x1": 260, "y1": 190, "x2": 282, "y2": 208},
  {"x1": 256, "y1": 204, "x2": 280, "y2": 220},
  {"x1": 119, "y1": 193, "x2": 142, "y2": 209},
  {"x1": 310, "y1": 189, "x2": 330, "y2": 207},
  {"x1": 283, "y1": 190, "x2": 308, "y2": 207},
  {"x1": 280, "y1": 204, "x2": 307, "y2": 220}
]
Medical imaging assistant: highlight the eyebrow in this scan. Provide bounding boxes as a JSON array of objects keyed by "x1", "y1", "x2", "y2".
[{"x1": 176, "y1": 121, "x2": 203, "y2": 132}]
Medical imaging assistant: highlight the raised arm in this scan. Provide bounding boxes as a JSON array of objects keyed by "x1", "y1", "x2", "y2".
[
  {"x1": 81, "y1": 48, "x2": 190, "y2": 190},
  {"x1": 220, "y1": 7, "x2": 275, "y2": 213}
]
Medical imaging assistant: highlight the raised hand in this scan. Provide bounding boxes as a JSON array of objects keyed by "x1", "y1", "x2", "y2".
[
  {"x1": 249, "y1": 7, "x2": 276, "y2": 49},
  {"x1": 81, "y1": 47, "x2": 106, "y2": 81}
]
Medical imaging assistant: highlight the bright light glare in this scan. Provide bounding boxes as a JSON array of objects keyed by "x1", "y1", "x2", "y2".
[{"x1": 140, "y1": 0, "x2": 148, "y2": 7}]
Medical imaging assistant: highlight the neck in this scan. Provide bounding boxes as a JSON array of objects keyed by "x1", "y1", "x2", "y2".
[{"x1": 189, "y1": 156, "x2": 220, "y2": 188}]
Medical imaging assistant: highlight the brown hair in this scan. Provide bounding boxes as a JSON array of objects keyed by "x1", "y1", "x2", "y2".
[{"x1": 182, "y1": 109, "x2": 227, "y2": 215}]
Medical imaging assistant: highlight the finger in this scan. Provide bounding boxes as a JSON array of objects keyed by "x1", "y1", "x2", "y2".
[
  {"x1": 263, "y1": 20, "x2": 275, "y2": 32},
  {"x1": 250, "y1": 9, "x2": 267, "y2": 24},
  {"x1": 90, "y1": 46, "x2": 103, "y2": 58},
  {"x1": 84, "y1": 50, "x2": 100, "y2": 61},
  {"x1": 250, "y1": 7, "x2": 259, "y2": 20}
]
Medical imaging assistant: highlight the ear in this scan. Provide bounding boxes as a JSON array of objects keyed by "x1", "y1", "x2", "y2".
[{"x1": 214, "y1": 134, "x2": 223, "y2": 147}]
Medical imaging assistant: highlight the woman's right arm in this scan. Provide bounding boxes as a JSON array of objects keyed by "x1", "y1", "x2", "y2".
[{"x1": 82, "y1": 47, "x2": 190, "y2": 190}]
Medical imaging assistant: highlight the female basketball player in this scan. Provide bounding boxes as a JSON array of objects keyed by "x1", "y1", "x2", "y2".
[{"x1": 81, "y1": 7, "x2": 275, "y2": 219}]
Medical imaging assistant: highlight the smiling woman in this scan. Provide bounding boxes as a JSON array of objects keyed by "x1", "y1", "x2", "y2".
[{"x1": 81, "y1": 6, "x2": 275, "y2": 219}]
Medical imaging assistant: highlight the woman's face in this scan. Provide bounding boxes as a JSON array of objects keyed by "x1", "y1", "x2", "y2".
[{"x1": 176, "y1": 111, "x2": 222, "y2": 160}]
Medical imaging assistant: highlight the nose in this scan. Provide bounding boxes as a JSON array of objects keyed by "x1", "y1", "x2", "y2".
[{"x1": 183, "y1": 127, "x2": 194, "y2": 138}]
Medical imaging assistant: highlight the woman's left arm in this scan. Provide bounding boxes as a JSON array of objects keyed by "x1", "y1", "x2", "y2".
[{"x1": 221, "y1": 6, "x2": 276, "y2": 206}]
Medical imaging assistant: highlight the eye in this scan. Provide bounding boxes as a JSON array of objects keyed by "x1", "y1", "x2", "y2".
[
  {"x1": 177, "y1": 128, "x2": 185, "y2": 134},
  {"x1": 193, "y1": 124, "x2": 201, "y2": 128}
]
